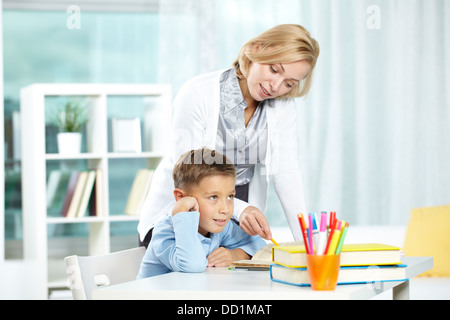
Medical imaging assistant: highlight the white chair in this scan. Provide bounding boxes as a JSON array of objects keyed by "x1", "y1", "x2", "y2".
[{"x1": 65, "y1": 247, "x2": 146, "y2": 300}]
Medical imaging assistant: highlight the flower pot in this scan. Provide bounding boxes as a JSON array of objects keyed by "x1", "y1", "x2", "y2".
[{"x1": 57, "y1": 132, "x2": 82, "y2": 155}]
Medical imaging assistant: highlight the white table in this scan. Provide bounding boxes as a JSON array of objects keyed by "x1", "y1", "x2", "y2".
[{"x1": 93, "y1": 256, "x2": 432, "y2": 300}]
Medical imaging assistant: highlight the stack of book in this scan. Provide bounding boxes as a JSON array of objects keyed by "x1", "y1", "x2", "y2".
[
  {"x1": 231, "y1": 211, "x2": 406, "y2": 287},
  {"x1": 270, "y1": 243, "x2": 405, "y2": 286}
]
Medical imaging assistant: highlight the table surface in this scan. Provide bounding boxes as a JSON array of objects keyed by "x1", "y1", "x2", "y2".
[{"x1": 93, "y1": 256, "x2": 433, "y2": 300}]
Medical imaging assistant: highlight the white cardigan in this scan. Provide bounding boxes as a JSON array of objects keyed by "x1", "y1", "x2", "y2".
[{"x1": 138, "y1": 69, "x2": 307, "y2": 241}]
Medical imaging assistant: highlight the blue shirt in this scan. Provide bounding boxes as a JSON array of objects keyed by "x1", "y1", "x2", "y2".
[{"x1": 136, "y1": 211, "x2": 266, "y2": 279}]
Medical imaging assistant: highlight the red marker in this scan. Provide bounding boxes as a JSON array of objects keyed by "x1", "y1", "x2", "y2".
[{"x1": 297, "y1": 214, "x2": 310, "y2": 254}]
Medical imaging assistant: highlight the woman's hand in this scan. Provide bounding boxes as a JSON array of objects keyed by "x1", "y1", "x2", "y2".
[{"x1": 239, "y1": 206, "x2": 272, "y2": 240}]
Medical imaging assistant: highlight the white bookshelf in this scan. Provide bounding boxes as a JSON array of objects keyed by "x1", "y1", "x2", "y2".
[{"x1": 20, "y1": 83, "x2": 171, "y2": 299}]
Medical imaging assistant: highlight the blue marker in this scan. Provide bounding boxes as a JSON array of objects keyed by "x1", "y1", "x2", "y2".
[{"x1": 310, "y1": 212, "x2": 319, "y2": 252}]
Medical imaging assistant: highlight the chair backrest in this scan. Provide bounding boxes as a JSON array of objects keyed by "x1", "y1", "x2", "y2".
[{"x1": 65, "y1": 247, "x2": 146, "y2": 300}]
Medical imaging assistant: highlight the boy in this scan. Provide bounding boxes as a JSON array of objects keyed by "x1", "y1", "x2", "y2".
[{"x1": 137, "y1": 148, "x2": 266, "y2": 279}]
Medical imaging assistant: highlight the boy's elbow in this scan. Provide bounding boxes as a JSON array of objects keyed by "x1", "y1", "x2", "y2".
[{"x1": 173, "y1": 258, "x2": 207, "y2": 273}]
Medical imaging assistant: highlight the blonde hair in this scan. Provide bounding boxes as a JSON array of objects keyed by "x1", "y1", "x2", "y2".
[{"x1": 233, "y1": 24, "x2": 320, "y2": 98}]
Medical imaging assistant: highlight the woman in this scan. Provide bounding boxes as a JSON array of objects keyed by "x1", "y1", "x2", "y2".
[{"x1": 138, "y1": 24, "x2": 319, "y2": 247}]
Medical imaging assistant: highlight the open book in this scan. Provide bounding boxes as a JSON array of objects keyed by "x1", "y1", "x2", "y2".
[{"x1": 230, "y1": 241, "x2": 301, "y2": 270}]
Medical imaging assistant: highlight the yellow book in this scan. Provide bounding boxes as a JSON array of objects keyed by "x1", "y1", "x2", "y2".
[{"x1": 272, "y1": 243, "x2": 402, "y2": 268}]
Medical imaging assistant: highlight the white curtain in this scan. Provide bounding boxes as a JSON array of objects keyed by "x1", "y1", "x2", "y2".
[{"x1": 157, "y1": 0, "x2": 450, "y2": 226}]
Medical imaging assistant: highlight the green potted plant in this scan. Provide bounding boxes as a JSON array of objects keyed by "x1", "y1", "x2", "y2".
[{"x1": 54, "y1": 99, "x2": 88, "y2": 154}]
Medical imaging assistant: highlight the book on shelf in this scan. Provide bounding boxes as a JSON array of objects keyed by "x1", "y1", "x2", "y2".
[
  {"x1": 75, "y1": 170, "x2": 96, "y2": 217},
  {"x1": 66, "y1": 171, "x2": 89, "y2": 218},
  {"x1": 47, "y1": 170, "x2": 62, "y2": 208},
  {"x1": 270, "y1": 263, "x2": 408, "y2": 286},
  {"x1": 273, "y1": 243, "x2": 402, "y2": 268},
  {"x1": 89, "y1": 169, "x2": 104, "y2": 217},
  {"x1": 230, "y1": 242, "x2": 402, "y2": 270},
  {"x1": 124, "y1": 169, "x2": 154, "y2": 215},
  {"x1": 60, "y1": 170, "x2": 100, "y2": 218},
  {"x1": 60, "y1": 171, "x2": 81, "y2": 217},
  {"x1": 47, "y1": 170, "x2": 71, "y2": 209}
]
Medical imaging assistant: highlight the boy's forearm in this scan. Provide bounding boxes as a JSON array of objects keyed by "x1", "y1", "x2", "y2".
[
  {"x1": 168, "y1": 212, "x2": 208, "y2": 272},
  {"x1": 206, "y1": 247, "x2": 252, "y2": 267},
  {"x1": 230, "y1": 248, "x2": 251, "y2": 261}
]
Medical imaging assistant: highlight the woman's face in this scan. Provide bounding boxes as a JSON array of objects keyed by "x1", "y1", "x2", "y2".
[{"x1": 245, "y1": 60, "x2": 311, "y2": 102}]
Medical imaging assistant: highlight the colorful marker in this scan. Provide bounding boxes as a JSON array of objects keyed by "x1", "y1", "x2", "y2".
[
  {"x1": 297, "y1": 214, "x2": 310, "y2": 254},
  {"x1": 335, "y1": 222, "x2": 349, "y2": 254},
  {"x1": 324, "y1": 219, "x2": 338, "y2": 255},
  {"x1": 311, "y1": 212, "x2": 319, "y2": 250},
  {"x1": 327, "y1": 220, "x2": 342, "y2": 255},
  {"x1": 317, "y1": 212, "x2": 328, "y2": 255},
  {"x1": 329, "y1": 211, "x2": 336, "y2": 234},
  {"x1": 308, "y1": 214, "x2": 315, "y2": 254}
]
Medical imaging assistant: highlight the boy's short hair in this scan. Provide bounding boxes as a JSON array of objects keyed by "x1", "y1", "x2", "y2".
[{"x1": 173, "y1": 148, "x2": 236, "y2": 191}]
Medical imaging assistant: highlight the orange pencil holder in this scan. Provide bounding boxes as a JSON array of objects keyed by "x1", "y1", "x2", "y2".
[{"x1": 306, "y1": 254, "x2": 341, "y2": 291}]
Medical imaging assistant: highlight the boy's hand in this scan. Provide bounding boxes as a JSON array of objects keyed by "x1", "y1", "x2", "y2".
[
  {"x1": 172, "y1": 196, "x2": 199, "y2": 216},
  {"x1": 206, "y1": 248, "x2": 250, "y2": 267}
]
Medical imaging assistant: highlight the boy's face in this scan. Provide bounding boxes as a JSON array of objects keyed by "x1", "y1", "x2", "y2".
[{"x1": 187, "y1": 175, "x2": 236, "y2": 236}]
